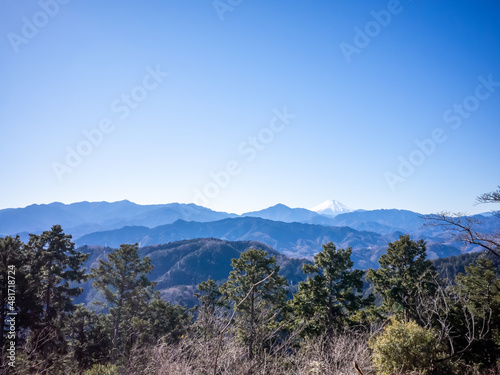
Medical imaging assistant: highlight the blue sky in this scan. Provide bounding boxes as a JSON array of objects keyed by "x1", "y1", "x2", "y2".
[{"x1": 1, "y1": 0, "x2": 499, "y2": 215}]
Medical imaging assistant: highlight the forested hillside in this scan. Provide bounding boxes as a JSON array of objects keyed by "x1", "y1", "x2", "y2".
[
  {"x1": 1, "y1": 223, "x2": 499, "y2": 374},
  {"x1": 76, "y1": 238, "x2": 310, "y2": 308}
]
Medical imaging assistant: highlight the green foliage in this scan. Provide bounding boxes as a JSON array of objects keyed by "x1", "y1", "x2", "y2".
[
  {"x1": 193, "y1": 279, "x2": 225, "y2": 340},
  {"x1": 0, "y1": 235, "x2": 34, "y2": 352},
  {"x1": 2, "y1": 224, "x2": 499, "y2": 374},
  {"x1": 370, "y1": 318, "x2": 445, "y2": 375},
  {"x1": 83, "y1": 363, "x2": 119, "y2": 375},
  {"x1": 138, "y1": 238, "x2": 310, "y2": 307},
  {"x1": 28, "y1": 225, "x2": 89, "y2": 321},
  {"x1": 131, "y1": 298, "x2": 190, "y2": 346},
  {"x1": 451, "y1": 258, "x2": 500, "y2": 367},
  {"x1": 221, "y1": 248, "x2": 288, "y2": 359},
  {"x1": 195, "y1": 279, "x2": 223, "y2": 314},
  {"x1": 67, "y1": 305, "x2": 113, "y2": 370},
  {"x1": 367, "y1": 235, "x2": 437, "y2": 321},
  {"x1": 433, "y1": 251, "x2": 500, "y2": 282},
  {"x1": 24, "y1": 225, "x2": 89, "y2": 372},
  {"x1": 91, "y1": 243, "x2": 155, "y2": 362},
  {"x1": 455, "y1": 258, "x2": 500, "y2": 311},
  {"x1": 291, "y1": 242, "x2": 372, "y2": 336}
]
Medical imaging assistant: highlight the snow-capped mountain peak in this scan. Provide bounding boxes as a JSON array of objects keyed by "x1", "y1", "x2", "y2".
[{"x1": 311, "y1": 200, "x2": 352, "y2": 217}]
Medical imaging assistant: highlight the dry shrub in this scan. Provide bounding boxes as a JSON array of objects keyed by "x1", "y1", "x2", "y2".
[
  {"x1": 292, "y1": 331, "x2": 374, "y2": 375},
  {"x1": 123, "y1": 329, "x2": 374, "y2": 375},
  {"x1": 456, "y1": 363, "x2": 500, "y2": 375}
]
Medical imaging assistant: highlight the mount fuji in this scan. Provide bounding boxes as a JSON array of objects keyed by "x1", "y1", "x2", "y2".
[{"x1": 311, "y1": 200, "x2": 352, "y2": 217}]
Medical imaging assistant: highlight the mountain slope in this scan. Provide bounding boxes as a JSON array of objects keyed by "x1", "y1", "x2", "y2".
[
  {"x1": 77, "y1": 238, "x2": 310, "y2": 307},
  {"x1": 330, "y1": 209, "x2": 499, "y2": 239},
  {"x1": 76, "y1": 217, "x2": 392, "y2": 268},
  {"x1": 0, "y1": 201, "x2": 235, "y2": 237},
  {"x1": 241, "y1": 204, "x2": 333, "y2": 225},
  {"x1": 330, "y1": 209, "x2": 424, "y2": 235}
]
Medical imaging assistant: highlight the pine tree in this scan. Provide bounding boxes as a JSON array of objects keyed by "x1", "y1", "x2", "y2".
[
  {"x1": 291, "y1": 242, "x2": 370, "y2": 337},
  {"x1": 90, "y1": 243, "x2": 154, "y2": 362},
  {"x1": 220, "y1": 249, "x2": 288, "y2": 360},
  {"x1": 67, "y1": 305, "x2": 113, "y2": 371},
  {"x1": 196, "y1": 279, "x2": 223, "y2": 315},
  {"x1": 367, "y1": 235, "x2": 437, "y2": 321},
  {"x1": 0, "y1": 235, "x2": 36, "y2": 368},
  {"x1": 194, "y1": 279, "x2": 224, "y2": 340},
  {"x1": 26, "y1": 225, "x2": 88, "y2": 372},
  {"x1": 130, "y1": 298, "x2": 190, "y2": 346}
]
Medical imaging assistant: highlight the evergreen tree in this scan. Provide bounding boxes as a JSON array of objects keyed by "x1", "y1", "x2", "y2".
[
  {"x1": 291, "y1": 242, "x2": 370, "y2": 337},
  {"x1": 194, "y1": 279, "x2": 224, "y2": 340},
  {"x1": 196, "y1": 279, "x2": 223, "y2": 315},
  {"x1": 292, "y1": 242, "x2": 371, "y2": 336},
  {"x1": 0, "y1": 235, "x2": 36, "y2": 368},
  {"x1": 452, "y1": 258, "x2": 500, "y2": 366},
  {"x1": 90, "y1": 243, "x2": 154, "y2": 362},
  {"x1": 130, "y1": 298, "x2": 190, "y2": 346},
  {"x1": 67, "y1": 305, "x2": 113, "y2": 371},
  {"x1": 26, "y1": 225, "x2": 88, "y2": 372},
  {"x1": 367, "y1": 235, "x2": 437, "y2": 321},
  {"x1": 220, "y1": 249, "x2": 287, "y2": 360}
]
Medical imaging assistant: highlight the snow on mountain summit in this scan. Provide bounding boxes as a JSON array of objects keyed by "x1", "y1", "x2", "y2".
[{"x1": 311, "y1": 200, "x2": 352, "y2": 217}]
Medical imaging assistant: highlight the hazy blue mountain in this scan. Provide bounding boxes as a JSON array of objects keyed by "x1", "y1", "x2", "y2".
[
  {"x1": 0, "y1": 203, "x2": 87, "y2": 236},
  {"x1": 330, "y1": 209, "x2": 425, "y2": 235},
  {"x1": 124, "y1": 203, "x2": 237, "y2": 227},
  {"x1": 77, "y1": 217, "x2": 397, "y2": 268},
  {"x1": 2, "y1": 200, "x2": 495, "y2": 244},
  {"x1": 330, "y1": 209, "x2": 498, "y2": 243},
  {"x1": 241, "y1": 203, "x2": 334, "y2": 225},
  {"x1": 1, "y1": 201, "x2": 496, "y2": 268},
  {"x1": 76, "y1": 238, "x2": 311, "y2": 308},
  {"x1": 0, "y1": 200, "x2": 235, "y2": 237}
]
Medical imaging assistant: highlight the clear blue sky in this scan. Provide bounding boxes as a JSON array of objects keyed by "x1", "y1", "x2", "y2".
[{"x1": 1, "y1": 0, "x2": 499, "y2": 215}]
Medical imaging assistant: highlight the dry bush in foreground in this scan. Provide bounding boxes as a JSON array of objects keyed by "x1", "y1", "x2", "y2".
[
  {"x1": 123, "y1": 330, "x2": 374, "y2": 375},
  {"x1": 291, "y1": 331, "x2": 374, "y2": 375}
]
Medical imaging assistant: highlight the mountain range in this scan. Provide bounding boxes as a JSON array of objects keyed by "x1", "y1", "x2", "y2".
[
  {"x1": 1, "y1": 200, "x2": 497, "y2": 269},
  {"x1": 75, "y1": 216, "x2": 390, "y2": 267},
  {"x1": 0, "y1": 199, "x2": 352, "y2": 238},
  {"x1": 0, "y1": 201, "x2": 235, "y2": 239}
]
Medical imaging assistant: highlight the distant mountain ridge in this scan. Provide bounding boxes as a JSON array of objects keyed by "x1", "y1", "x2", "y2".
[
  {"x1": 330, "y1": 209, "x2": 424, "y2": 235},
  {"x1": 0, "y1": 200, "x2": 236, "y2": 238},
  {"x1": 74, "y1": 215, "x2": 485, "y2": 269},
  {"x1": 75, "y1": 216, "x2": 390, "y2": 267},
  {"x1": 0, "y1": 200, "x2": 347, "y2": 237},
  {"x1": 241, "y1": 203, "x2": 334, "y2": 225},
  {"x1": 1, "y1": 200, "x2": 497, "y2": 269}
]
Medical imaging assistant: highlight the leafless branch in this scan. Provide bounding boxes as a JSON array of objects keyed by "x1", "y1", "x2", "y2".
[
  {"x1": 424, "y1": 212, "x2": 500, "y2": 258},
  {"x1": 213, "y1": 271, "x2": 275, "y2": 375}
]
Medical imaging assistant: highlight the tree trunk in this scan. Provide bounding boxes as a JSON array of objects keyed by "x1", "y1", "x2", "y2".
[
  {"x1": 249, "y1": 288, "x2": 255, "y2": 360},
  {"x1": 112, "y1": 302, "x2": 121, "y2": 363},
  {"x1": 327, "y1": 280, "x2": 334, "y2": 339}
]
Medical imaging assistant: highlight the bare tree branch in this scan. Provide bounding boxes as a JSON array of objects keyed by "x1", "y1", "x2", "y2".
[
  {"x1": 476, "y1": 186, "x2": 500, "y2": 218},
  {"x1": 213, "y1": 271, "x2": 275, "y2": 375},
  {"x1": 424, "y1": 212, "x2": 500, "y2": 258}
]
